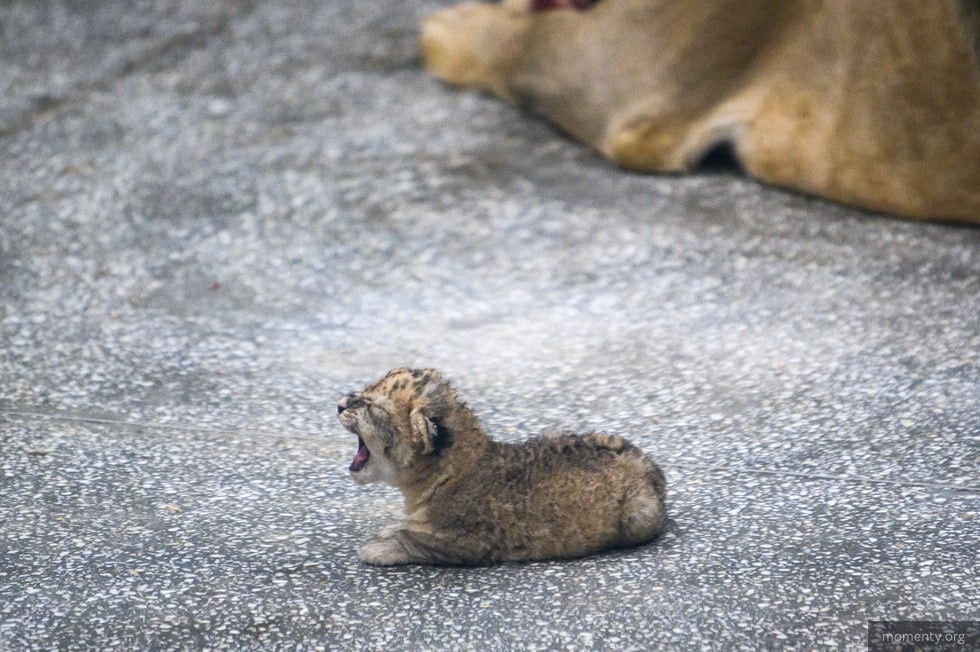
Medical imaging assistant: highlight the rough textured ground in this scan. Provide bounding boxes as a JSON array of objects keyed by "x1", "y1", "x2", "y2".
[{"x1": 1, "y1": 0, "x2": 978, "y2": 649}]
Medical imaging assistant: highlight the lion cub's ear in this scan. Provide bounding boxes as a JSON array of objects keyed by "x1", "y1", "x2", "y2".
[{"x1": 410, "y1": 407, "x2": 437, "y2": 455}]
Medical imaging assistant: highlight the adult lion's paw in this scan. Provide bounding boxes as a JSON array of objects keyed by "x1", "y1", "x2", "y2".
[{"x1": 420, "y1": 3, "x2": 528, "y2": 101}]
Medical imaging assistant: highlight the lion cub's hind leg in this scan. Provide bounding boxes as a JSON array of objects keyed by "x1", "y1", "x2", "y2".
[
  {"x1": 617, "y1": 456, "x2": 668, "y2": 548},
  {"x1": 619, "y1": 483, "x2": 667, "y2": 547}
]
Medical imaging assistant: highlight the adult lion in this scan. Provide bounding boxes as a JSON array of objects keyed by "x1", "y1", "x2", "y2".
[{"x1": 421, "y1": 0, "x2": 980, "y2": 222}]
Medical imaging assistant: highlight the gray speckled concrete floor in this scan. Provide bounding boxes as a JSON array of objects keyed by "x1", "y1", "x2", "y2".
[{"x1": 1, "y1": 0, "x2": 978, "y2": 649}]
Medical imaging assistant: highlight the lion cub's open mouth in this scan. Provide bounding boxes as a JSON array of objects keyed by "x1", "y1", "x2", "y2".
[{"x1": 350, "y1": 437, "x2": 370, "y2": 473}]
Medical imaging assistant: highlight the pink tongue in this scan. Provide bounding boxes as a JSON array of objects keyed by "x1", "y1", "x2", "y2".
[{"x1": 350, "y1": 440, "x2": 370, "y2": 472}]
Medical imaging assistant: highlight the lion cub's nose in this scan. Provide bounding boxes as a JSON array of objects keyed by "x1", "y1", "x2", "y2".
[{"x1": 338, "y1": 393, "x2": 365, "y2": 414}]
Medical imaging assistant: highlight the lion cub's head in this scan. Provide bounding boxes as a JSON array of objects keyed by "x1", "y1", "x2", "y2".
[{"x1": 337, "y1": 368, "x2": 459, "y2": 486}]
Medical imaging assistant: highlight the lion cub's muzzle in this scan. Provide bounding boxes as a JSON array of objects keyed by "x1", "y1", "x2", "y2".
[{"x1": 336, "y1": 394, "x2": 371, "y2": 474}]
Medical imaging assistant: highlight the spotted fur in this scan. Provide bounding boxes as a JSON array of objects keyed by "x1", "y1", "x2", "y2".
[{"x1": 337, "y1": 368, "x2": 666, "y2": 566}]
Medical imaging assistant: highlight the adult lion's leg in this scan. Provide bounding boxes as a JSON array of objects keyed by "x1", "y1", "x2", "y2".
[
  {"x1": 421, "y1": 2, "x2": 640, "y2": 156},
  {"x1": 420, "y1": 3, "x2": 531, "y2": 103},
  {"x1": 420, "y1": 1, "x2": 780, "y2": 174}
]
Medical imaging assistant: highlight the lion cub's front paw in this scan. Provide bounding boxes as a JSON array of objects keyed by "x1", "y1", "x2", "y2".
[
  {"x1": 420, "y1": 2, "x2": 528, "y2": 100},
  {"x1": 358, "y1": 538, "x2": 413, "y2": 566},
  {"x1": 375, "y1": 522, "x2": 404, "y2": 539}
]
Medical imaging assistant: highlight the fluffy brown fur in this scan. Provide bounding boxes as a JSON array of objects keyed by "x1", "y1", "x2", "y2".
[
  {"x1": 420, "y1": 0, "x2": 980, "y2": 222},
  {"x1": 337, "y1": 368, "x2": 666, "y2": 566}
]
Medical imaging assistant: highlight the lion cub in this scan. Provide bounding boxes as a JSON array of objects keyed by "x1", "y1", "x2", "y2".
[{"x1": 337, "y1": 368, "x2": 666, "y2": 566}]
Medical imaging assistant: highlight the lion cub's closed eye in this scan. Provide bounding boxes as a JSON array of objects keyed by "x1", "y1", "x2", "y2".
[{"x1": 336, "y1": 367, "x2": 667, "y2": 566}]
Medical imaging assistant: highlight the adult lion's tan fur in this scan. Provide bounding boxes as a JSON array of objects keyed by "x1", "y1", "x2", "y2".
[{"x1": 421, "y1": 0, "x2": 980, "y2": 222}]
